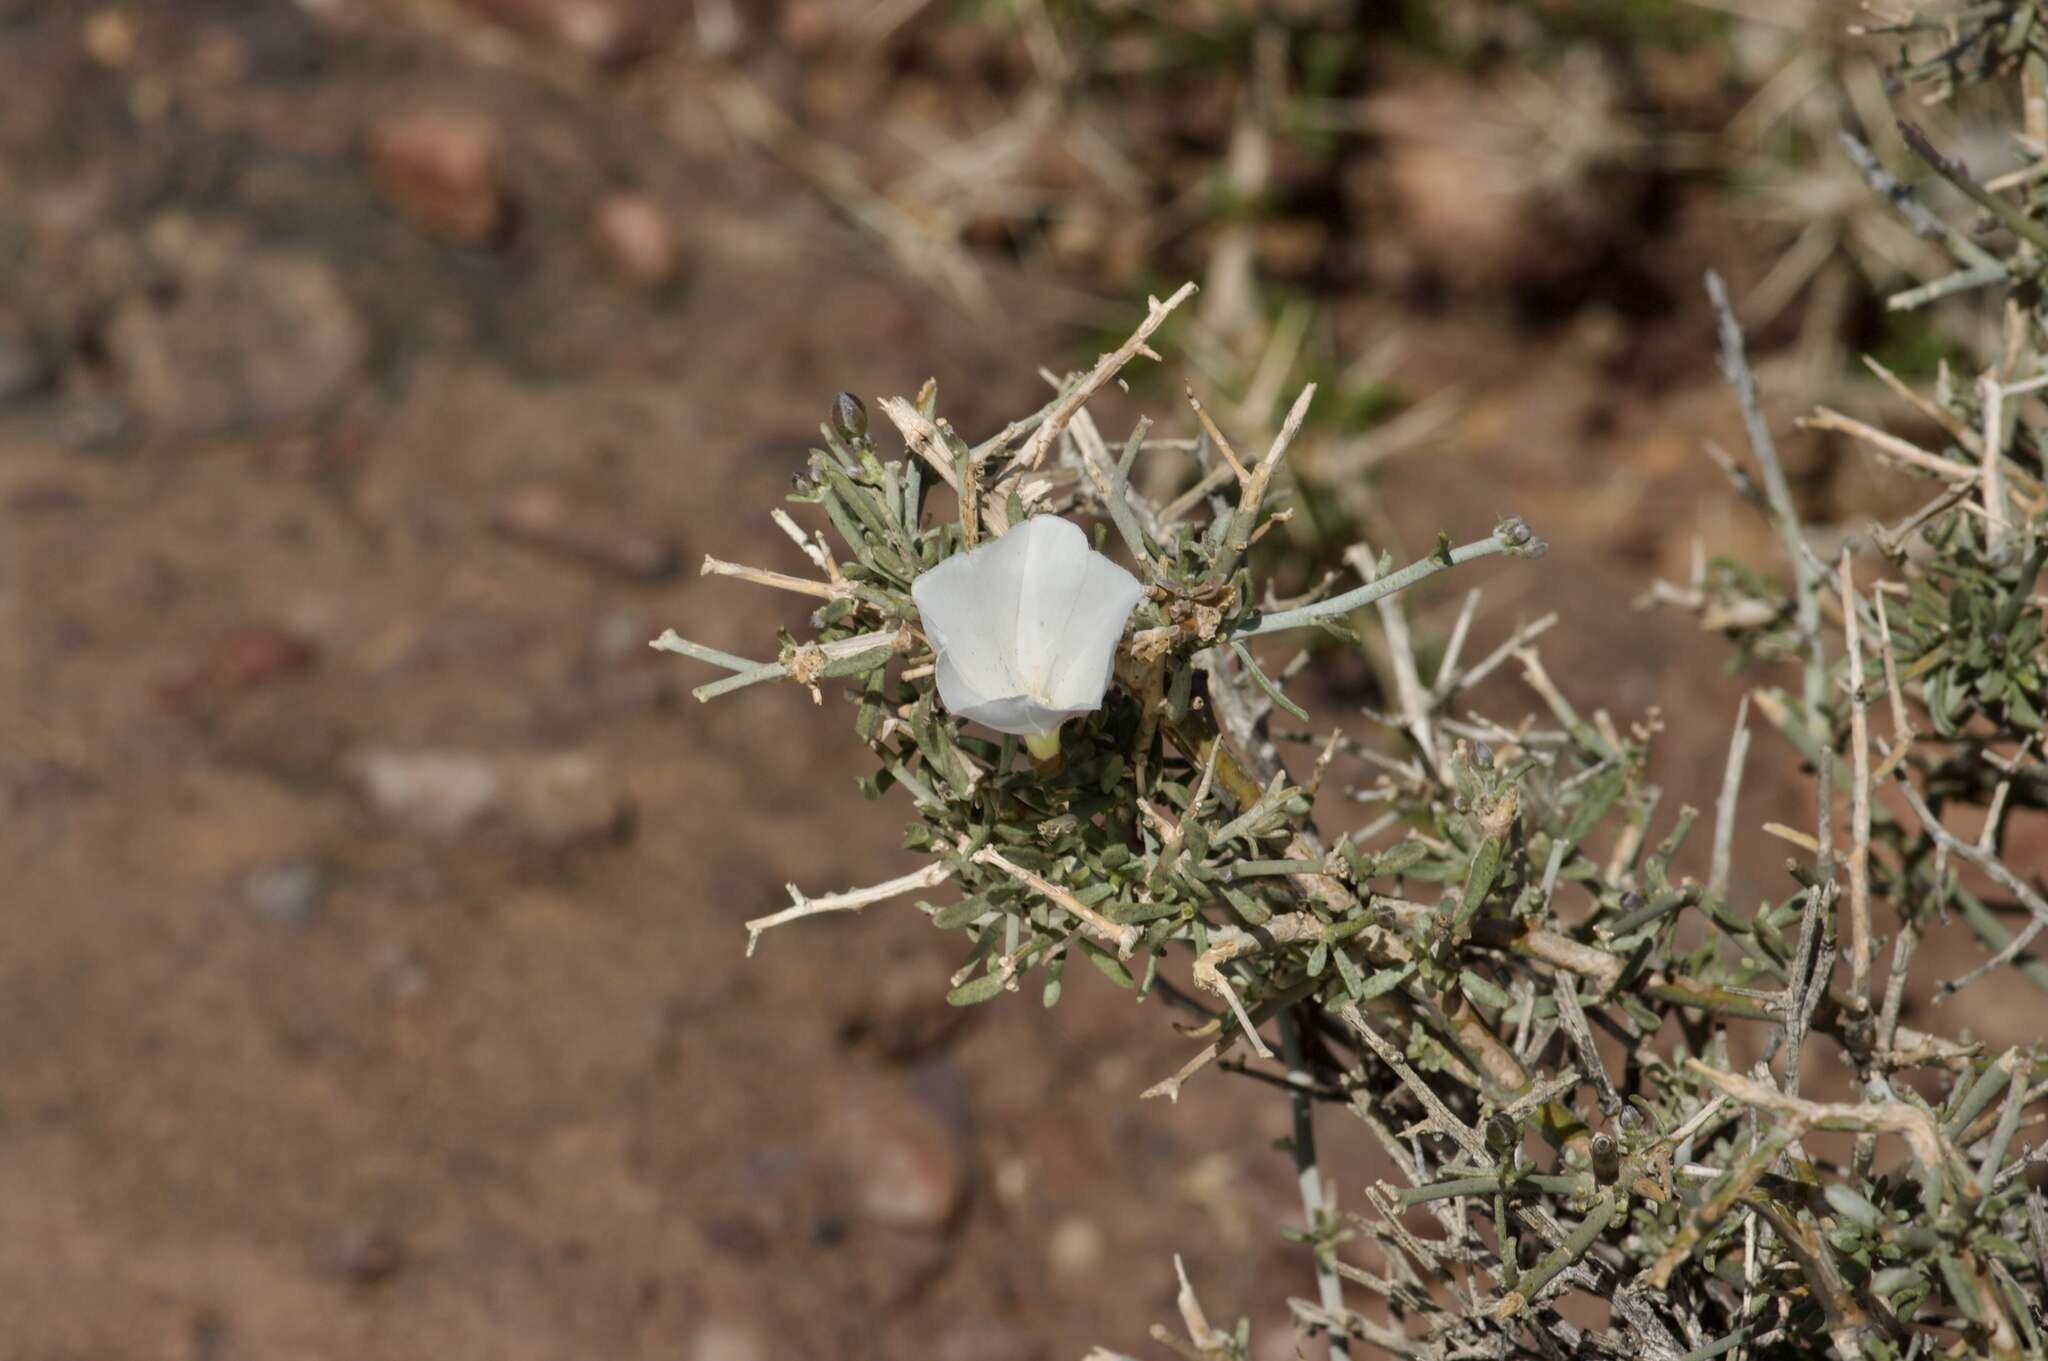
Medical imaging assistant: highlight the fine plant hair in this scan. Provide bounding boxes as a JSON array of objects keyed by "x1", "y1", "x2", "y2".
[{"x1": 656, "y1": 18, "x2": 2048, "y2": 1361}]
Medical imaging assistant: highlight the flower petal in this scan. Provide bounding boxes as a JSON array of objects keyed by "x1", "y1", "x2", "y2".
[
  {"x1": 942, "y1": 686, "x2": 1086, "y2": 739},
  {"x1": 1009, "y1": 517, "x2": 1110, "y2": 695},
  {"x1": 1044, "y1": 550, "x2": 1144, "y2": 710},
  {"x1": 912, "y1": 515, "x2": 1143, "y2": 738},
  {"x1": 912, "y1": 535, "x2": 1028, "y2": 700}
]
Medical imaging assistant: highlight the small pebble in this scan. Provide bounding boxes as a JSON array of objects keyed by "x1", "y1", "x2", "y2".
[
  {"x1": 83, "y1": 8, "x2": 137, "y2": 67},
  {"x1": 822, "y1": 1080, "x2": 968, "y2": 1232},
  {"x1": 690, "y1": 1321, "x2": 767, "y2": 1361},
  {"x1": 355, "y1": 751, "x2": 500, "y2": 839},
  {"x1": 355, "y1": 748, "x2": 632, "y2": 849},
  {"x1": 369, "y1": 111, "x2": 512, "y2": 246},
  {"x1": 1046, "y1": 1214, "x2": 1104, "y2": 1278},
  {"x1": 326, "y1": 1223, "x2": 403, "y2": 1285},
  {"x1": 240, "y1": 855, "x2": 326, "y2": 925},
  {"x1": 593, "y1": 191, "x2": 678, "y2": 287}
]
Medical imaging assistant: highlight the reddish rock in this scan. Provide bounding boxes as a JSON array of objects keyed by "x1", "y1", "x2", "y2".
[
  {"x1": 369, "y1": 111, "x2": 511, "y2": 246},
  {"x1": 821, "y1": 1079, "x2": 968, "y2": 1233},
  {"x1": 153, "y1": 626, "x2": 317, "y2": 713},
  {"x1": 592, "y1": 191, "x2": 678, "y2": 287}
]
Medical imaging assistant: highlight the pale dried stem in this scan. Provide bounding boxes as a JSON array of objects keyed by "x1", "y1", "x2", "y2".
[
  {"x1": 1709, "y1": 693, "x2": 1752, "y2": 905},
  {"x1": 1708, "y1": 270, "x2": 1825, "y2": 737},
  {"x1": 1895, "y1": 778, "x2": 2048, "y2": 996},
  {"x1": 972, "y1": 845, "x2": 1140, "y2": 958},
  {"x1": 1345, "y1": 544, "x2": 1444, "y2": 781},
  {"x1": 771, "y1": 507, "x2": 842, "y2": 583},
  {"x1": 1431, "y1": 590, "x2": 1481, "y2": 701},
  {"x1": 1873, "y1": 591, "x2": 1913, "y2": 757},
  {"x1": 1799, "y1": 406, "x2": 1977, "y2": 483},
  {"x1": 1980, "y1": 374, "x2": 2012, "y2": 553},
  {"x1": 745, "y1": 862, "x2": 956, "y2": 956},
  {"x1": 1446, "y1": 613, "x2": 1559, "y2": 697},
  {"x1": 1016, "y1": 282, "x2": 1198, "y2": 471},
  {"x1": 1172, "y1": 1255, "x2": 1227, "y2": 1354},
  {"x1": 876, "y1": 395, "x2": 964, "y2": 496},
  {"x1": 1861, "y1": 355, "x2": 1983, "y2": 456},
  {"x1": 1840, "y1": 551, "x2": 1874, "y2": 1005},
  {"x1": 1688, "y1": 1060, "x2": 1954, "y2": 1174},
  {"x1": 1552, "y1": 972, "x2": 1619, "y2": 1116},
  {"x1": 1159, "y1": 462, "x2": 1237, "y2": 525},
  {"x1": 1190, "y1": 914, "x2": 1324, "y2": 1060},
  {"x1": 1340, "y1": 1005, "x2": 1490, "y2": 1164},
  {"x1": 700, "y1": 555, "x2": 842, "y2": 600}
]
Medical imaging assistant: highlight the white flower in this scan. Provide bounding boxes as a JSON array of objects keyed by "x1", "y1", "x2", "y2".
[{"x1": 911, "y1": 515, "x2": 1144, "y2": 756}]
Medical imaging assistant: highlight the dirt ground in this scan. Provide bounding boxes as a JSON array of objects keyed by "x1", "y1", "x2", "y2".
[{"x1": 1, "y1": 3, "x2": 2040, "y2": 1359}]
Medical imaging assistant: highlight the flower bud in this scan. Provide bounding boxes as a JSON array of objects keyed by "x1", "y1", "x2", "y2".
[{"x1": 830, "y1": 391, "x2": 869, "y2": 442}]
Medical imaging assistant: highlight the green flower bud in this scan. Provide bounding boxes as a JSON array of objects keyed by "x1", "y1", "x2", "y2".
[{"x1": 830, "y1": 391, "x2": 869, "y2": 442}]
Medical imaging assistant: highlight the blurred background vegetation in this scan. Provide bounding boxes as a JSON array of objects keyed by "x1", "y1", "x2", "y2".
[{"x1": 2, "y1": 1, "x2": 2041, "y2": 1357}]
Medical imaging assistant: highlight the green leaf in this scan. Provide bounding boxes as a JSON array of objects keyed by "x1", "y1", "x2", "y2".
[
  {"x1": 1098, "y1": 753, "x2": 1126, "y2": 794},
  {"x1": 1332, "y1": 942, "x2": 1364, "y2": 999},
  {"x1": 931, "y1": 894, "x2": 992, "y2": 930},
  {"x1": 1230, "y1": 640, "x2": 1310, "y2": 722},
  {"x1": 1077, "y1": 938, "x2": 1136, "y2": 989},
  {"x1": 822, "y1": 645, "x2": 898, "y2": 679},
  {"x1": 1452, "y1": 833, "x2": 1505, "y2": 928},
  {"x1": 1220, "y1": 883, "x2": 1272, "y2": 926},
  {"x1": 1824, "y1": 1183, "x2": 1882, "y2": 1230},
  {"x1": 1359, "y1": 963, "x2": 1415, "y2": 999},
  {"x1": 2009, "y1": 684, "x2": 2043, "y2": 729},
  {"x1": 1372, "y1": 840, "x2": 1430, "y2": 878},
  {"x1": 947, "y1": 972, "x2": 1006, "y2": 1007},
  {"x1": 1460, "y1": 969, "x2": 1513, "y2": 1010},
  {"x1": 1560, "y1": 764, "x2": 1628, "y2": 855},
  {"x1": 1108, "y1": 898, "x2": 1183, "y2": 925},
  {"x1": 1935, "y1": 1252, "x2": 1982, "y2": 1321}
]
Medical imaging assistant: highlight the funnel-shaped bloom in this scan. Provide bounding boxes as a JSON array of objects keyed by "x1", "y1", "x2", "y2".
[{"x1": 911, "y1": 516, "x2": 1143, "y2": 754}]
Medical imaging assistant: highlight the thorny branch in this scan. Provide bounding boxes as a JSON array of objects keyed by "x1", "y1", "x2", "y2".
[{"x1": 655, "y1": 20, "x2": 2048, "y2": 1345}]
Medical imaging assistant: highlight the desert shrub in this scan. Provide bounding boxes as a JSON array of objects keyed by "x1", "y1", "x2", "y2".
[{"x1": 657, "y1": 9, "x2": 2048, "y2": 1358}]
